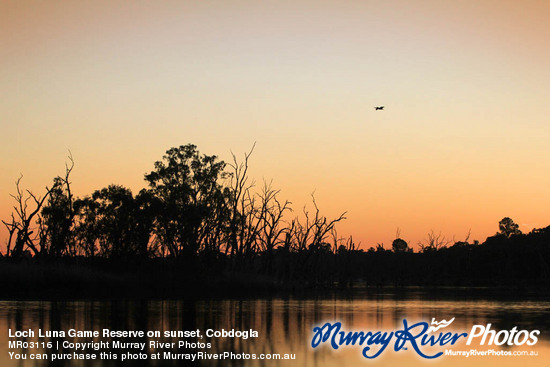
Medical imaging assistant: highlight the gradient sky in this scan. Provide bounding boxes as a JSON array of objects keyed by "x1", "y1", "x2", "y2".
[{"x1": 1, "y1": 0, "x2": 549, "y2": 250}]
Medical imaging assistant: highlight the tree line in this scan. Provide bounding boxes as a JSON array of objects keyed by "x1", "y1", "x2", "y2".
[
  {"x1": 2, "y1": 144, "x2": 549, "y2": 289},
  {"x1": 2, "y1": 145, "x2": 346, "y2": 261}
]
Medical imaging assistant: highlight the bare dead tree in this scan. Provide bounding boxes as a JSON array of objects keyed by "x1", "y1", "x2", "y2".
[
  {"x1": 1, "y1": 213, "x2": 17, "y2": 257},
  {"x1": 464, "y1": 229, "x2": 471, "y2": 243},
  {"x1": 226, "y1": 143, "x2": 256, "y2": 258},
  {"x1": 37, "y1": 153, "x2": 76, "y2": 257},
  {"x1": 290, "y1": 212, "x2": 311, "y2": 253},
  {"x1": 238, "y1": 187, "x2": 264, "y2": 257},
  {"x1": 2, "y1": 154, "x2": 75, "y2": 258},
  {"x1": 310, "y1": 195, "x2": 346, "y2": 250},
  {"x1": 2, "y1": 175, "x2": 59, "y2": 257},
  {"x1": 253, "y1": 181, "x2": 292, "y2": 273},
  {"x1": 290, "y1": 194, "x2": 346, "y2": 253},
  {"x1": 418, "y1": 230, "x2": 452, "y2": 252},
  {"x1": 258, "y1": 181, "x2": 291, "y2": 254},
  {"x1": 331, "y1": 228, "x2": 358, "y2": 253},
  {"x1": 287, "y1": 195, "x2": 346, "y2": 284}
]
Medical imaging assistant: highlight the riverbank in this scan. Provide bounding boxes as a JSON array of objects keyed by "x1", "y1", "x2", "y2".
[{"x1": 1, "y1": 257, "x2": 548, "y2": 300}]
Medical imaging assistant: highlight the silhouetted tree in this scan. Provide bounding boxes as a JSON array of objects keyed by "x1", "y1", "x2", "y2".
[
  {"x1": 392, "y1": 238, "x2": 409, "y2": 253},
  {"x1": 498, "y1": 217, "x2": 522, "y2": 238},
  {"x1": 289, "y1": 195, "x2": 346, "y2": 254},
  {"x1": 9, "y1": 143, "x2": 550, "y2": 292},
  {"x1": 226, "y1": 144, "x2": 256, "y2": 259},
  {"x1": 73, "y1": 196, "x2": 100, "y2": 257},
  {"x1": 145, "y1": 144, "x2": 228, "y2": 257},
  {"x1": 258, "y1": 181, "x2": 291, "y2": 260},
  {"x1": 80, "y1": 185, "x2": 154, "y2": 258},
  {"x1": 133, "y1": 189, "x2": 158, "y2": 257},
  {"x1": 39, "y1": 156, "x2": 75, "y2": 257},
  {"x1": 2, "y1": 176, "x2": 61, "y2": 257},
  {"x1": 418, "y1": 230, "x2": 450, "y2": 252}
]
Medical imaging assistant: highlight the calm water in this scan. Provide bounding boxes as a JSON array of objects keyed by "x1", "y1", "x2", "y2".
[{"x1": 1, "y1": 290, "x2": 549, "y2": 367}]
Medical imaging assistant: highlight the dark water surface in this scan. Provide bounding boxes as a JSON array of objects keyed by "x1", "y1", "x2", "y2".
[{"x1": 1, "y1": 289, "x2": 549, "y2": 366}]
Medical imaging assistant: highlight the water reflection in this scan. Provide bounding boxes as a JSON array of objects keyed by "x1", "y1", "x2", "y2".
[{"x1": 1, "y1": 290, "x2": 549, "y2": 366}]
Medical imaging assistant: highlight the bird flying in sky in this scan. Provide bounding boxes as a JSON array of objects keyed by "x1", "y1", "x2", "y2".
[{"x1": 374, "y1": 106, "x2": 384, "y2": 110}]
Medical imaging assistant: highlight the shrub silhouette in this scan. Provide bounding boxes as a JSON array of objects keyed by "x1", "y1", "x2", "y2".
[{"x1": 392, "y1": 238, "x2": 409, "y2": 253}]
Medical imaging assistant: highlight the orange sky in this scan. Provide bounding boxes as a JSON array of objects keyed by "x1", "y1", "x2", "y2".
[{"x1": 1, "y1": 0, "x2": 549, "y2": 250}]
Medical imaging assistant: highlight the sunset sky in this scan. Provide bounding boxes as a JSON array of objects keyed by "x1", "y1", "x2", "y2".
[{"x1": 1, "y1": 0, "x2": 549, "y2": 250}]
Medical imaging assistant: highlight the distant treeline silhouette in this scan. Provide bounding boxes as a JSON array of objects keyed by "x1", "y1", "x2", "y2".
[{"x1": 2, "y1": 144, "x2": 549, "y2": 294}]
